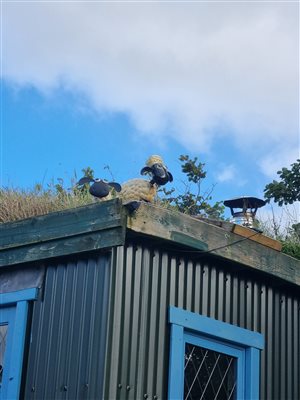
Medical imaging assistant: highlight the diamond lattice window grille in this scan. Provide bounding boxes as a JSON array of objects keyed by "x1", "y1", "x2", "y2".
[
  {"x1": 0, "y1": 324, "x2": 8, "y2": 383},
  {"x1": 184, "y1": 343, "x2": 237, "y2": 400}
]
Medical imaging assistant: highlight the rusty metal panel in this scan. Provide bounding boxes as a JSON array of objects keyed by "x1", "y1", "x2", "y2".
[
  {"x1": 104, "y1": 243, "x2": 300, "y2": 400},
  {"x1": 22, "y1": 252, "x2": 111, "y2": 400}
]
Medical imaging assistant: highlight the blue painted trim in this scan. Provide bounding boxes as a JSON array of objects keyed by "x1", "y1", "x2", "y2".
[
  {"x1": 0, "y1": 306, "x2": 16, "y2": 399},
  {"x1": 169, "y1": 306, "x2": 264, "y2": 349},
  {"x1": 236, "y1": 347, "x2": 245, "y2": 400},
  {"x1": 168, "y1": 307, "x2": 264, "y2": 400},
  {"x1": 184, "y1": 331, "x2": 244, "y2": 358},
  {"x1": 6, "y1": 301, "x2": 29, "y2": 399},
  {"x1": 0, "y1": 289, "x2": 37, "y2": 399},
  {"x1": 245, "y1": 347, "x2": 261, "y2": 400},
  {"x1": 168, "y1": 324, "x2": 184, "y2": 400},
  {"x1": 0, "y1": 287, "x2": 38, "y2": 306},
  {"x1": 0, "y1": 305, "x2": 15, "y2": 324}
]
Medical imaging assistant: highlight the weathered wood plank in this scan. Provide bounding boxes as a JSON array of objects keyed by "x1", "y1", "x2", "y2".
[
  {"x1": 127, "y1": 203, "x2": 300, "y2": 286},
  {"x1": 170, "y1": 231, "x2": 208, "y2": 251},
  {"x1": 0, "y1": 228, "x2": 125, "y2": 267},
  {"x1": 192, "y1": 215, "x2": 282, "y2": 251},
  {"x1": 0, "y1": 199, "x2": 124, "y2": 250},
  {"x1": 1, "y1": 200, "x2": 299, "y2": 285},
  {"x1": 232, "y1": 224, "x2": 282, "y2": 251}
]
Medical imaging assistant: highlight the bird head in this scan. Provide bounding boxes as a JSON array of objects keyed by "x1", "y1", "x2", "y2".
[
  {"x1": 141, "y1": 155, "x2": 173, "y2": 186},
  {"x1": 77, "y1": 177, "x2": 121, "y2": 198}
]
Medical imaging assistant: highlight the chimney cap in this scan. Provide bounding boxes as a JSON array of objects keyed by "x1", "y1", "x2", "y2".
[{"x1": 224, "y1": 196, "x2": 266, "y2": 210}]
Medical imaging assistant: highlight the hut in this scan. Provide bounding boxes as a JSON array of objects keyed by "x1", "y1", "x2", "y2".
[{"x1": 0, "y1": 198, "x2": 299, "y2": 399}]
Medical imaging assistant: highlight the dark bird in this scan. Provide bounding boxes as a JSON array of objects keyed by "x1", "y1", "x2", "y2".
[
  {"x1": 121, "y1": 155, "x2": 173, "y2": 204},
  {"x1": 77, "y1": 177, "x2": 121, "y2": 199},
  {"x1": 140, "y1": 155, "x2": 173, "y2": 186}
]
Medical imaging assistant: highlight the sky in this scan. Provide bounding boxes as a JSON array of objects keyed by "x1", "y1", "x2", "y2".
[{"x1": 1, "y1": 1, "x2": 299, "y2": 223}]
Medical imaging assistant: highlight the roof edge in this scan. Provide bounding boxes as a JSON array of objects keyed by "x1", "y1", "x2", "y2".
[
  {"x1": 0, "y1": 199, "x2": 126, "y2": 267},
  {"x1": 1, "y1": 200, "x2": 299, "y2": 287},
  {"x1": 127, "y1": 202, "x2": 300, "y2": 286}
]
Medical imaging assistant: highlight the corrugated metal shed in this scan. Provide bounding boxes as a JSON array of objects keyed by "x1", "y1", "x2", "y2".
[
  {"x1": 23, "y1": 253, "x2": 111, "y2": 400},
  {"x1": 104, "y1": 244, "x2": 300, "y2": 400},
  {"x1": 0, "y1": 199, "x2": 299, "y2": 400}
]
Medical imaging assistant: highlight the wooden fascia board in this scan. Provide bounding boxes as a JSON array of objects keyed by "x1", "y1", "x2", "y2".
[
  {"x1": 126, "y1": 203, "x2": 300, "y2": 286},
  {"x1": 0, "y1": 199, "x2": 126, "y2": 267},
  {"x1": 1, "y1": 200, "x2": 299, "y2": 286}
]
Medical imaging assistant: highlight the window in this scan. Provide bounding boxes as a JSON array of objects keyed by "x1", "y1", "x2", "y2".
[
  {"x1": 168, "y1": 307, "x2": 264, "y2": 400},
  {"x1": 0, "y1": 288, "x2": 38, "y2": 399}
]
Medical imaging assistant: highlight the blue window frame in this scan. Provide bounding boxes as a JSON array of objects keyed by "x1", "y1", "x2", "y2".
[
  {"x1": 0, "y1": 288, "x2": 38, "y2": 399},
  {"x1": 168, "y1": 307, "x2": 264, "y2": 400}
]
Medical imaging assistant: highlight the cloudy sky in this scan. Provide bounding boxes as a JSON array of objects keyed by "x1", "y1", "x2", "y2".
[{"x1": 1, "y1": 1, "x2": 299, "y2": 221}]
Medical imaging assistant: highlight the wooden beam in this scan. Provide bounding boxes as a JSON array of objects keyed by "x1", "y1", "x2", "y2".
[
  {"x1": 126, "y1": 203, "x2": 300, "y2": 286},
  {"x1": 192, "y1": 216, "x2": 282, "y2": 251},
  {"x1": 0, "y1": 199, "x2": 124, "y2": 250},
  {"x1": 232, "y1": 224, "x2": 282, "y2": 251},
  {"x1": 0, "y1": 228, "x2": 124, "y2": 267},
  {"x1": 1, "y1": 200, "x2": 299, "y2": 286},
  {"x1": 0, "y1": 199, "x2": 126, "y2": 267}
]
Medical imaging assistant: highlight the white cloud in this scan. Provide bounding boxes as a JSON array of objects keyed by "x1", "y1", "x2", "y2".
[
  {"x1": 259, "y1": 145, "x2": 300, "y2": 179},
  {"x1": 257, "y1": 202, "x2": 300, "y2": 237},
  {"x1": 216, "y1": 164, "x2": 237, "y2": 183},
  {"x1": 2, "y1": 2, "x2": 299, "y2": 165}
]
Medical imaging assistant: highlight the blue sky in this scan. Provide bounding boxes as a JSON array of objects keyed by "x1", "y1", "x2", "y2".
[{"x1": 1, "y1": 1, "x2": 299, "y2": 222}]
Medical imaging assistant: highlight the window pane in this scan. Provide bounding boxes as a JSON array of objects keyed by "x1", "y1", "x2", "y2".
[
  {"x1": 0, "y1": 324, "x2": 8, "y2": 383},
  {"x1": 184, "y1": 343, "x2": 237, "y2": 400}
]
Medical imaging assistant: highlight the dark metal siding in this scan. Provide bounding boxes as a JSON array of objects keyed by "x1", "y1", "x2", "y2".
[
  {"x1": 104, "y1": 244, "x2": 300, "y2": 400},
  {"x1": 23, "y1": 252, "x2": 111, "y2": 400}
]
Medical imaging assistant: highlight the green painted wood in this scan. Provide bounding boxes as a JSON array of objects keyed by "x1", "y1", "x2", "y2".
[
  {"x1": 127, "y1": 203, "x2": 300, "y2": 286},
  {"x1": 0, "y1": 199, "x2": 123, "y2": 250},
  {"x1": 1, "y1": 199, "x2": 299, "y2": 286},
  {"x1": 0, "y1": 228, "x2": 124, "y2": 267},
  {"x1": 0, "y1": 199, "x2": 126, "y2": 267},
  {"x1": 170, "y1": 231, "x2": 208, "y2": 251}
]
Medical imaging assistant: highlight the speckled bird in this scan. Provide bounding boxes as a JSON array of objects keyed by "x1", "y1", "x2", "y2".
[
  {"x1": 121, "y1": 155, "x2": 173, "y2": 203},
  {"x1": 120, "y1": 179, "x2": 157, "y2": 203}
]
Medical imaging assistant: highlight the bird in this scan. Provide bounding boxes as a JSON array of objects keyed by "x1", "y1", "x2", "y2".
[
  {"x1": 76, "y1": 155, "x2": 172, "y2": 206},
  {"x1": 140, "y1": 155, "x2": 173, "y2": 186},
  {"x1": 120, "y1": 178, "x2": 157, "y2": 203},
  {"x1": 121, "y1": 155, "x2": 173, "y2": 204},
  {"x1": 76, "y1": 176, "x2": 121, "y2": 199}
]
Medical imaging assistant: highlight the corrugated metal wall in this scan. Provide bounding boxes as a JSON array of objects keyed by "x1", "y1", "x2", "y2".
[
  {"x1": 104, "y1": 244, "x2": 300, "y2": 400},
  {"x1": 23, "y1": 252, "x2": 111, "y2": 400}
]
